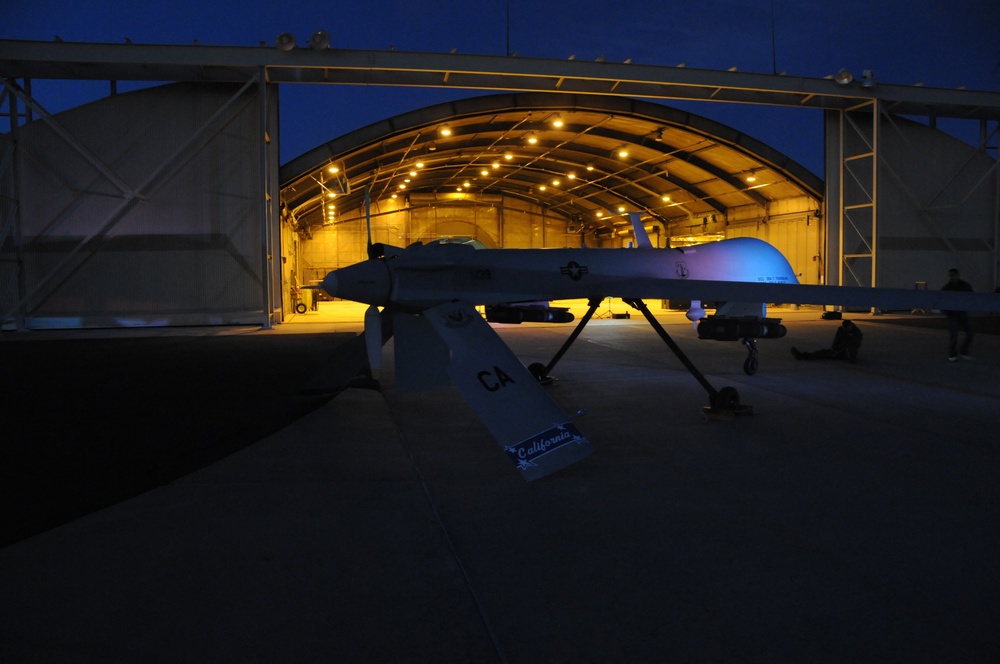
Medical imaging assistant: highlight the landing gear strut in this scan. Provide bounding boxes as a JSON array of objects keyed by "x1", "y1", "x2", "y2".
[
  {"x1": 625, "y1": 299, "x2": 752, "y2": 418},
  {"x1": 529, "y1": 297, "x2": 751, "y2": 417},
  {"x1": 527, "y1": 298, "x2": 602, "y2": 385}
]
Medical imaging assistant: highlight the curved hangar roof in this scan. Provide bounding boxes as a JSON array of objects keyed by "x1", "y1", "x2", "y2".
[{"x1": 280, "y1": 92, "x2": 823, "y2": 238}]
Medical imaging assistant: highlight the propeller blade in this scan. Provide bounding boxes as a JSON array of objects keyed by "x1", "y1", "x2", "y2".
[
  {"x1": 364, "y1": 182, "x2": 377, "y2": 260},
  {"x1": 298, "y1": 310, "x2": 394, "y2": 397},
  {"x1": 365, "y1": 304, "x2": 383, "y2": 380}
]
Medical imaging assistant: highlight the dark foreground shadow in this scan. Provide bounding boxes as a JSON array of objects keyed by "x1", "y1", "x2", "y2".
[{"x1": 0, "y1": 331, "x2": 353, "y2": 547}]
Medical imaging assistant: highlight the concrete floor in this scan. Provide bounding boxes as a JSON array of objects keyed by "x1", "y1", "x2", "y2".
[{"x1": 2, "y1": 306, "x2": 1000, "y2": 662}]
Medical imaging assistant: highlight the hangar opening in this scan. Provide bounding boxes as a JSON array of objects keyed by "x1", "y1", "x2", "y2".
[{"x1": 279, "y1": 92, "x2": 825, "y2": 318}]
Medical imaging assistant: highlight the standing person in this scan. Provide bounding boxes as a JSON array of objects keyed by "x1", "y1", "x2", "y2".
[{"x1": 942, "y1": 268, "x2": 974, "y2": 361}]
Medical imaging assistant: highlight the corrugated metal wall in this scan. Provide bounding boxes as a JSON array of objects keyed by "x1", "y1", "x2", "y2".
[{"x1": 11, "y1": 81, "x2": 271, "y2": 328}]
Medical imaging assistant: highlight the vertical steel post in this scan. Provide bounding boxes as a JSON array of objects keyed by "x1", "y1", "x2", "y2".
[{"x1": 258, "y1": 68, "x2": 273, "y2": 329}]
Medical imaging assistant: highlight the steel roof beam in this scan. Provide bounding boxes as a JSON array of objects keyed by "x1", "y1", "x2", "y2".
[{"x1": 3, "y1": 40, "x2": 998, "y2": 120}]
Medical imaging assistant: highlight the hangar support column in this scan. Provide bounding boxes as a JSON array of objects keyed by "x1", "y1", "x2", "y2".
[
  {"x1": 258, "y1": 68, "x2": 280, "y2": 329},
  {"x1": 0, "y1": 78, "x2": 26, "y2": 330}
]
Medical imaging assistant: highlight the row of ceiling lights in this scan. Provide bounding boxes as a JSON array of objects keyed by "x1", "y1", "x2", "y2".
[
  {"x1": 318, "y1": 119, "x2": 763, "y2": 221},
  {"x1": 393, "y1": 121, "x2": 640, "y2": 205},
  {"x1": 321, "y1": 164, "x2": 758, "y2": 223},
  {"x1": 319, "y1": 161, "x2": 674, "y2": 219},
  {"x1": 438, "y1": 121, "x2": 631, "y2": 159}
]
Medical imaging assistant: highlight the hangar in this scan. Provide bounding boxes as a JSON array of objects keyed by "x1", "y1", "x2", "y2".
[{"x1": 2, "y1": 39, "x2": 999, "y2": 330}]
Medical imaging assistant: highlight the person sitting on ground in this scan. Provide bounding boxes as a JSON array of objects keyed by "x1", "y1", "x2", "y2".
[{"x1": 791, "y1": 319, "x2": 863, "y2": 363}]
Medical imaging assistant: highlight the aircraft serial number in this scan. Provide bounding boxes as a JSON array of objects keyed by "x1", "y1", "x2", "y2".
[{"x1": 470, "y1": 269, "x2": 492, "y2": 280}]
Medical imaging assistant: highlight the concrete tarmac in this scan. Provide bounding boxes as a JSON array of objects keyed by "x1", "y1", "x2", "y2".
[{"x1": 2, "y1": 307, "x2": 1000, "y2": 662}]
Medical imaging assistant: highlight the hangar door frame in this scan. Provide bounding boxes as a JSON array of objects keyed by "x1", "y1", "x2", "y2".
[{"x1": 3, "y1": 41, "x2": 999, "y2": 329}]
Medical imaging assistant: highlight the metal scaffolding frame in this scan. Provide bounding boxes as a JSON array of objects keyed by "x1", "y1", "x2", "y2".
[{"x1": 839, "y1": 99, "x2": 879, "y2": 290}]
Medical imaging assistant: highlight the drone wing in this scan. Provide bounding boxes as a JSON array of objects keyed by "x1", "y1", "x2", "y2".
[{"x1": 422, "y1": 300, "x2": 593, "y2": 481}]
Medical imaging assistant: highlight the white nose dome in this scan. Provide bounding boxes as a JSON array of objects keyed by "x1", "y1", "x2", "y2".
[{"x1": 320, "y1": 260, "x2": 391, "y2": 305}]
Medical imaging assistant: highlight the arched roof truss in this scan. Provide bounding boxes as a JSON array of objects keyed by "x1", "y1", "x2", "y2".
[{"x1": 280, "y1": 93, "x2": 823, "y2": 236}]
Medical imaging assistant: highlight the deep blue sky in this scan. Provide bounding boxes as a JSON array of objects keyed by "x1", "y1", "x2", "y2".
[{"x1": 5, "y1": 0, "x2": 999, "y2": 176}]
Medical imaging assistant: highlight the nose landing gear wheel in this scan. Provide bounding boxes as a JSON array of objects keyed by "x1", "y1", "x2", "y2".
[{"x1": 295, "y1": 303, "x2": 307, "y2": 314}]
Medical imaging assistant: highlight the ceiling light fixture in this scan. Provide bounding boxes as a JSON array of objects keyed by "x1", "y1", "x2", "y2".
[
  {"x1": 309, "y1": 30, "x2": 330, "y2": 51},
  {"x1": 834, "y1": 69, "x2": 854, "y2": 85},
  {"x1": 616, "y1": 146, "x2": 629, "y2": 159},
  {"x1": 551, "y1": 114, "x2": 565, "y2": 128},
  {"x1": 439, "y1": 124, "x2": 452, "y2": 137}
]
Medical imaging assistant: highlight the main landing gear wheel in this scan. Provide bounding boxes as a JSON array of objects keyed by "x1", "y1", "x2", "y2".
[
  {"x1": 528, "y1": 362, "x2": 553, "y2": 385},
  {"x1": 742, "y1": 339, "x2": 759, "y2": 375},
  {"x1": 713, "y1": 386, "x2": 740, "y2": 410},
  {"x1": 704, "y1": 386, "x2": 753, "y2": 419}
]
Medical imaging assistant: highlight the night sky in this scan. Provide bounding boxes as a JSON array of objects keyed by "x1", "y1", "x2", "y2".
[{"x1": 4, "y1": 0, "x2": 999, "y2": 176}]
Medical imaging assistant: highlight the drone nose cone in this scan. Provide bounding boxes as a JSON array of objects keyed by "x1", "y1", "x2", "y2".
[
  {"x1": 320, "y1": 259, "x2": 391, "y2": 306},
  {"x1": 320, "y1": 271, "x2": 338, "y2": 298}
]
